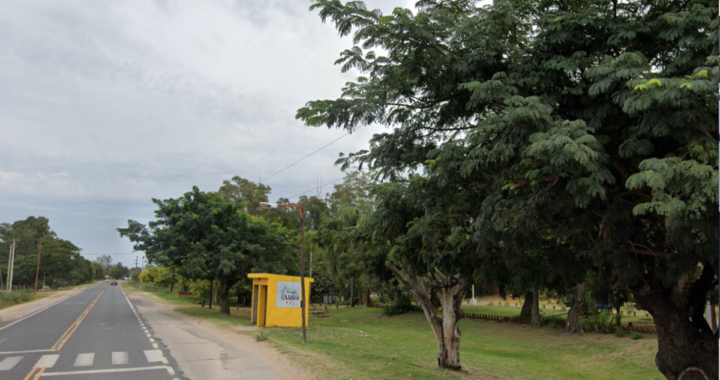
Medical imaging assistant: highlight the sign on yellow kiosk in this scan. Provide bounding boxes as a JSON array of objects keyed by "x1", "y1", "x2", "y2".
[{"x1": 248, "y1": 273, "x2": 314, "y2": 328}]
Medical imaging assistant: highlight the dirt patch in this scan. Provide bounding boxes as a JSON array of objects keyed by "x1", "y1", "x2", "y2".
[{"x1": 128, "y1": 290, "x2": 314, "y2": 380}]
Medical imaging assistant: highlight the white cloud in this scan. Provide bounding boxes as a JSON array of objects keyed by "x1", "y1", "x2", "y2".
[{"x1": 0, "y1": 0, "x2": 413, "y2": 263}]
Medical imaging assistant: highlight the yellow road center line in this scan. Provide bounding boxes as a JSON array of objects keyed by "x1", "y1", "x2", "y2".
[
  {"x1": 50, "y1": 286, "x2": 107, "y2": 351},
  {"x1": 22, "y1": 367, "x2": 38, "y2": 380},
  {"x1": 32, "y1": 367, "x2": 47, "y2": 380},
  {"x1": 55, "y1": 288, "x2": 107, "y2": 351}
]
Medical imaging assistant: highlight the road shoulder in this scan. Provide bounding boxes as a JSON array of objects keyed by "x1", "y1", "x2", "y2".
[
  {"x1": 125, "y1": 288, "x2": 313, "y2": 380},
  {"x1": 0, "y1": 284, "x2": 95, "y2": 328}
]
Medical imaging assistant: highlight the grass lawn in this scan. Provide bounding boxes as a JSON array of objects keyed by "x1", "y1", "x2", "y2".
[
  {"x1": 176, "y1": 303, "x2": 660, "y2": 380},
  {"x1": 123, "y1": 281, "x2": 206, "y2": 306}
]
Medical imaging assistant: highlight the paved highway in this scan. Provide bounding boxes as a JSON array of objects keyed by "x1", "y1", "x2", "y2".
[{"x1": 0, "y1": 283, "x2": 180, "y2": 380}]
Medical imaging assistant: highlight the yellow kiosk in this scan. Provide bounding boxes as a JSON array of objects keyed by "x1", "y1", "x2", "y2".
[{"x1": 248, "y1": 273, "x2": 314, "y2": 328}]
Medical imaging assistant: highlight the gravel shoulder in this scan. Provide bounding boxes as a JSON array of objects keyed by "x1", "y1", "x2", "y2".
[{"x1": 125, "y1": 288, "x2": 313, "y2": 380}]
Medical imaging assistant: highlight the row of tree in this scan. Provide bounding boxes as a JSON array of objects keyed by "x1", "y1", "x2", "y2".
[
  {"x1": 119, "y1": 0, "x2": 718, "y2": 378},
  {"x1": 290, "y1": 0, "x2": 718, "y2": 379},
  {"x1": 0, "y1": 217, "x2": 128, "y2": 289}
]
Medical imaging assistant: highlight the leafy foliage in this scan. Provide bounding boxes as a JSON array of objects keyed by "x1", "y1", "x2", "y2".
[{"x1": 300, "y1": 0, "x2": 718, "y2": 376}]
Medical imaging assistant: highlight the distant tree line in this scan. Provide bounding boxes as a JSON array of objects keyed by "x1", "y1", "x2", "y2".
[{"x1": 0, "y1": 217, "x2": 110, "y2": 289}]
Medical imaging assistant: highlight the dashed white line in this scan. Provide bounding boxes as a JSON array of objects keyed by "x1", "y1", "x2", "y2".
[
  {"x1": 143, "y1": 350, "x2": 166, "y2": 364},
  {"x1": 111, "y1": 352, "x2": 128, "y2": 365},
  {"x1": 0, "y1": 356, "x2": 22, "y2": 371},
  {"x1": 35, "y1": 354, "x2": 60, "y2": 368},
  {"x1": 73, "y1": 353, "x2": 94, "y2": 367},
  {"x1": 40, "y1": 366, "x2": 170, "y2": 377}
]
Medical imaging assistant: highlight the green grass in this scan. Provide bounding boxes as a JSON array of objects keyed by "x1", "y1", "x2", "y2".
[
  {"x1": 130, "y1": 285, "x2": 663, "y2": 380},
  {"x1": 174, "y1": 305, "x2": 253, "y2": 328},
  {"x1": 264, "y1": 308, "x2": 663, "y2": 380},
  {"x1": 122, "y1": 281, "x2": 205, "y2": 306},
  {"x1": 243, "y1": 307, "x2": 661, "y2": 380},
  {"x1": 0, "y1": 291, "x2": 37, "y2": 310}
]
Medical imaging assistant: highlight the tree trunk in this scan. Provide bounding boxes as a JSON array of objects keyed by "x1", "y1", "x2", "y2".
[
  {"x1": 385, "y1": 261, "x2": 467, "y2": 370},
  {"x1": 631, "y1": 266, "x2": 718, "y2": 380},
  {"x1": 169, "y1": 267, "x2": 175, "y2": 293},
  {"x1": 520, "y1": 291, "x2": 533, "y2": 320},
  {"x1": 531, "y1": 288, "x2": 540, "y2": 328},
  {"x1": 218, "y1": 277, "x2": 233, "y2": 314},
  {"x1": 208, "y1": 279, "x2": 213, "y2": 310},
  {"x1": 565, "y1": 281, "x2": 586, "y2": 334},
  {"x1": 350, "y1": 277, "x2": 354, "y2": 307}
]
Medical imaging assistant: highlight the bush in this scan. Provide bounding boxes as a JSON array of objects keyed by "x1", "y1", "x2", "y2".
[
  {"x1": 0, "y1": 291, "x2": 33, "y2": 306},
  {"x1": 539, "y1": 316, "x2": 565, "y2": 330},
  {"x1": 383, "y1": 294, "x2": 420, "y2": 316},
  {"x1": 630, "y1": 332, "x2": 642, "y2": 340},
  {"x1": 255, "y1": 332, "x2": 268, "y2": 342},
  {"x1": 581, "y1": 311, "x2": 613, "y2": 334},
  {"x1": 613, "y1": 327, "x2": 625, "y2": 338}
]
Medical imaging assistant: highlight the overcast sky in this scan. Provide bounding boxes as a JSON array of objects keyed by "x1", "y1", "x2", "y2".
[{"x1": 0, "y1": 0, "x2": 413, "y2": 266}]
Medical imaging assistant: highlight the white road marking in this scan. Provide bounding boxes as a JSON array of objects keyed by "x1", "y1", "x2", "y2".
[
  {"x1": 0, "y1": 356, "x2": 22, "y2": 371},
  {"x1": 0, "y1": 349, "x2": 52, "y2": 355},
  {"x1": 40, "y1": 365, "x2": 169, "y2": 377},
  {"x1": 166, "y1": 366, "x2": 175, "y2": 375},
  {"x1": 149, "y1": 338, "x2": 155, "y2": 343},
  {"x1": 35, "y1": 354, "x2": 60, "y2": 368},
  {"x1": 111, "y1": 352, "x2": 128, "y2": 365},
  {"x1": 143, "y1": 350, "x2": 166, "y2": 364},
  {"x1": 73, "y1": 353, "x2": 94, "y2": 367},
  {"x1": 152, "y1": 343, "x2": 159, "y2": 349}
]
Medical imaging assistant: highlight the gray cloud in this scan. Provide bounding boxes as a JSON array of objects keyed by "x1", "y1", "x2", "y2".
[{"x1": 0, "y1": 0, "x2": 412, "y2": 264}]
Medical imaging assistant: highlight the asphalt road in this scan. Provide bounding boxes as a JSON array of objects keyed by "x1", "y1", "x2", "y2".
[{"x1": 0, "y1": 283, "x2": 180, "y2": 380}]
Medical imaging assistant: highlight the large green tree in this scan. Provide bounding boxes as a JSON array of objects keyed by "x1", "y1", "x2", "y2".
[
  {"x1": 217, "y1": 176, "x2": 272, "y2": 216},
  {"x1": 298, "y1": 0, "x2": 718, "y2": 377},
  {"x1": 0, "y1": 217, "x2": 92, "y2": 288},
  {"x1": 118, "y1": 187, "x2": 293, "y2": 314}
]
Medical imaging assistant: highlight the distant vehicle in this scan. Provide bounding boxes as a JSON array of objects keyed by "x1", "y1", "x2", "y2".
[
  {"x1": 110, "y1": 281, "x2": 118, "y2": 286},
  {"x1": 105, "y1": 279, "x2": 109, "y2": 282}
]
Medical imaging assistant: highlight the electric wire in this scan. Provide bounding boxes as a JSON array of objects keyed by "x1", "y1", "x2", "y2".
[
  {"x1": 262, "y1": 132, "x2": 350, "y2": 182},
  {"x1": 241, "y1": 126, "x2": 306, "y2": 175},
  {"x1": 288, "y1": 176, "x2": 345, "y2": 200}
]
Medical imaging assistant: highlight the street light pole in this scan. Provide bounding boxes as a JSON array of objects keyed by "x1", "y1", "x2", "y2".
[
  {"x1": 299, "y1": 208, "x2": 307, "y2": 344},
  {"x1": 260, "y1": 202, "x2": 307, "y2": 343}
]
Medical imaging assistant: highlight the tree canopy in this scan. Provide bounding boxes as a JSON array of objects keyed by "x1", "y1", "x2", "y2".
[
  {"x1": 118, "y1": 186, "x2": 295, "y2": 314},
  {"x1": 298, "y1": 0, "x2": 718, "y2": 377}
]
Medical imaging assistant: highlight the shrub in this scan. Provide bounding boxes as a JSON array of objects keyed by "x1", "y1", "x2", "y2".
[
  {"x1": 613, "y1": 327, "x2": 625, "y2": 338},
  {"x1": 383, "y1": 294, "x2": 420, "y2": 316},
  {"x1": 630, "y1": 332, "x2": 642, "y2": 340},
  {"x1": 581, "y1": 311, "x2": 613, "y2": 334},
  {"x1": 540, "y1": 317, "x2": 565, "y2": 330},
  {"x1": 255, "y1": 332, "x2": 268, "y2": 342}
]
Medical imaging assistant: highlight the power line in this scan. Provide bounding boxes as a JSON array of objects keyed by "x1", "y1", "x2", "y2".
[
  {"x1": 289, "y1": 177, "x2": 345, "y2": 199},
  {"x1": 263, "y1": 132, "x2": 350, "y2": 182},
  {"x1": 242, "y1": 126, "x2": 306, "y2": 176}
]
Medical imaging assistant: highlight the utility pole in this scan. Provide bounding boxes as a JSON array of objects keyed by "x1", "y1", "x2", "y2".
[
  {"x1": 7, "y1": 239, "x2": 16, "y2": 292},
  {"x1": 34, "y1": 238, "x2": 43, "y2": 296},
  {"x1": 135, "y1": 256, "x2": 138, "y2": 270}
]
